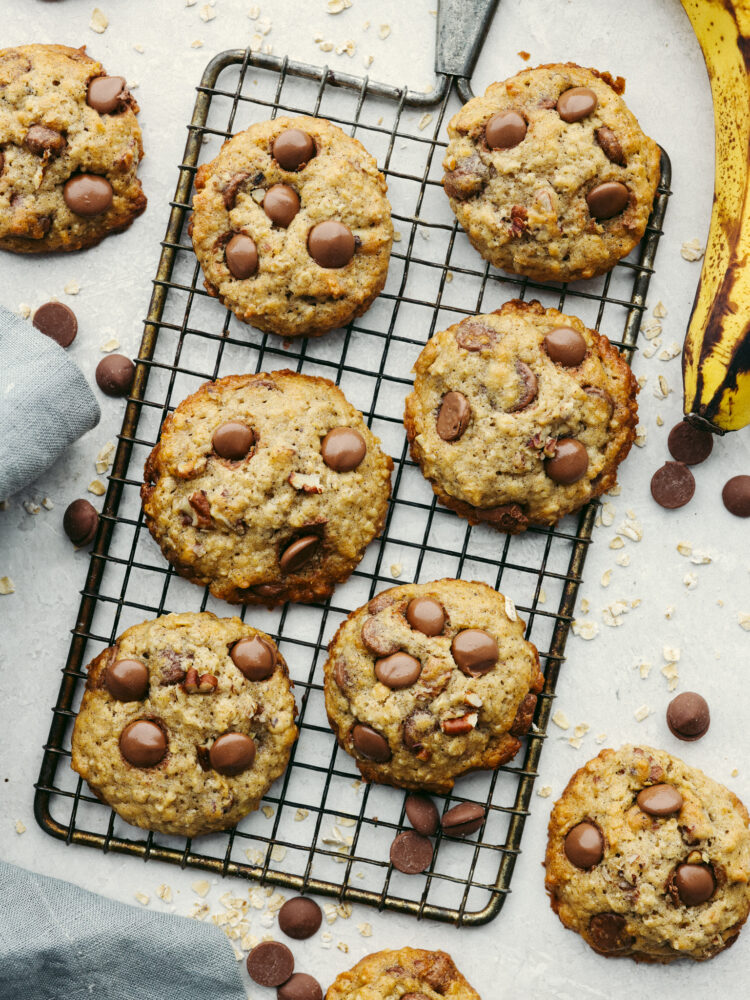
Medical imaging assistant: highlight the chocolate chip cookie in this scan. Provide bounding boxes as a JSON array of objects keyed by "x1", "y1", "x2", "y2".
[
  {"x1": 141, "y1": 371, "x2": 393, "y2": 606},
  {"x1": 545, "y1": 745, "x2": 750, "y2": 963},
  {"x1": 0, "y1": 44, "x2": 146, "y2": 253},
  {"x1": 70, "y1": 612, "x2": 298, "y2": 837},
  {"x1": 403, "y1": 299, "x2": 638, "y2": 533},
  {"x1": 325, "y1": 948, "x2": 480, "y2": 1000},
  {"x1": 324, "y1": 578, "x2": 542, "y2": 792},
  {"x1": 191, "y1": 115, "x2": 393, "y2": 337},
  {"x1": 443, "y1": 63, "x2": 660, "y2": 282}
]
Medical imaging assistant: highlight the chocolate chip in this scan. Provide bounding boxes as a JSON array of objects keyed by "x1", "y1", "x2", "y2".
[
  {"x1": 278, "y1": 897, "x2": 323, "y2": 939},
  {"x1": 485, "y1": 110, "x2": 527, "y2": 149},
  {"x1": 120, "y1": 720, "x2": 167, "y2": 767},
  {"x1": 25, "y1": 124, "x2": 66, "y2": 156},
  {"x1": 442, "y1": 154, "x2": 489, "y2": 201},
  {"x1": 105, "y1": 658, "x2": 149, "y2": 701},
  {"x1": 455, "y1": 319, "x2": 496, "y2": 352},
  {"x1": 667, "y1": 421, "x2": 713, "y2": 465},
  {"x1": 545, "y1": 438, "x2": 589, "y2": 484},
  {"x1": 95, "y1": 354, "x2": 135, "y2": 397},
  {"x1": 307, "y1": 221, "x2": 355, "y2": 268},
  {"x1": 636, "y1": 784, "x2": 683, "y2": 816},
  {"x1": 33, "y1": 301, "x2": 78, "y2": 348},
  {"x1": 509, "y1": 691, "x2": 538, "y2": 737},
  {"x1": 278, "y1": 973, "x2": 323, "y2": 1000},
  {"x1": 209, "y1": 732, "x2": 256, "y2": 775},
  {"x1": 361, "y1": 617, "x2": 400, "y2": 657},
  {"x1": 225, "y1": 233, "x2": 258, "y2": 279},
  {"x1": 674, "y1": 863, "x2": 715, "y2": 906},
  {"x1": 273, "y1": 128, "x2": 315, "y2": 171},
  {"x1": 402, "y1": 708, "x2": 436, "y2": 751},
  {"x1": 441, "y1": 801, "x2": 485, "y2": 836},
  {"x1": 320, "y1": 427, "x2": 366, "y2": 471},
  {"x1": 352, "y1": 723, "x2": 391, "y2": 762},
  {"x1": 247, "y1": 941, "x2": 294, "y2": 987},
  {"x1": 405, "y1": 793, "x2": 439, "y2": 836},
  {"x1": 507, "y1": 360, "x2": 538, "y2": 412},
  {"x1": 212, "y1": 421, "x2": 254, "y2": 460},
  {"x1": 436, "y1": 391, "x2": 471, "y2": 441},
  {"x1": 406, "y1": 597, "x2": 446, "y2": 636},
  {"x1": 279, "y1": 535, "x2": 319, "y2": 573},
  {"x1": 667, "y1": 691, "x2": 710, "y2": 741},
  {"x1": 263, "y1": 184, "x2": 300, "y2": 228},
  {"x1": 222, "y1": 171, "x2": 250, "y2": 210},
  {"x1": 586, "y1": 181, "x2": 629, "y2": 220},
  {"x1": 375, "y1": 651, "x2": 422, "y2": 689},
  {"x1": 544, "y1": 327, "x2": 587, "y2": 366},
  {"x1": 253, "y1": 582, "x2": 285, "y2": 600},
  {"x1": 588, "y1": 912, "x2": 631, "y2": 953},
  {"x1": 63, "y1": 498, "x2": 98, "y2": 546},
  {"x1": 595, "y1": 126, "x2": 625, "y2": 165},
  {"x1": 390, "y1": 830, "x2": 433, "y2": 874},
  {"x1": 451, "y1": 629, "x2": 498, "y2": 676},
  {"x1": 564, "y1": 821, "x2": 604, "y2": 869},
  {"x1": 231, "y1": 635, "x2": 276, "y2": 680},
  {"x1": 63, "y1": 174, "x2": 113, "y2": 217},
  {"x1": 722, "y1": 475, "x2": 750, "y2": 517},
  {"x1": 557, "y1": 87, "x2": 598, "y2": 122},
  {"x1": 650, "y1": 461, "x2": 695, "y2": 509},
  {"x1": 87, "y1": 75, "x2": 128, "y2": 114}
]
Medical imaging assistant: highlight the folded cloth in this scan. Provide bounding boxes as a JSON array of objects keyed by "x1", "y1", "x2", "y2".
[
  {"x1": 0, "y1": 304, "x2": 100, "y2": 500},
  {"x1": 0, "y1": 860, "x2": 248, "y2": 1000}
]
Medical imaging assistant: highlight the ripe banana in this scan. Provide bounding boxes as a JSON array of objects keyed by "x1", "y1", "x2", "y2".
[{"x1": 680, "y1": 0, "x2": 750, "y2": 432}]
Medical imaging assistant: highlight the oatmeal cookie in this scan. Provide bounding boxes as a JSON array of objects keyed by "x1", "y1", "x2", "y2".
[
  {"x1": 443, "y1": 63, "x2": 660, "y2": 282},
  {"x1": 191, "y1": 115, "x2": 393, "y2": 337},
  {"x1": 70, "y1": 612, "x2": 298, "y2": 837},
  {"x1": 141, "y1": 371, "x2": 393, "y2": 606},
  {"x1": 0, "y1": 44, "x2": 146, "y2": 253},
  {"x1": 403, "y1": 299, "x2": 638, "y2": 532},
  {"x1": 325, "y1": 947, "x2": 480, "y2": 1000},
  {"x1": 545, "y1": 745, "x2": 750, "y2": 962},
  {"x1": 324, "y1": 578, "x2": 542, "y2": 792}
]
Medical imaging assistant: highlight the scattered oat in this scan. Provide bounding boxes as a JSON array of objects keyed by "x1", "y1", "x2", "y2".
[
  {"x1": 191, "y1": 39, "x2": 204, "y2": 48},
  {"x1": 157, "y1": 884, "x2": 173, "y2": 903},
  {"x1": 732, "y1": 768, "x2": 739, "y2": 778},
  {"x1": 42, "y1": 497, "x2": 54, "y2": 510},
  {"x1": 363, "y1": 54, "x2": 374, "y2": 68},
  {"x1": 654, "y1": 375, "x2": 671, "y2": 399},
  {"x1": 504, "y1": 595, "x2": 517, "y2": 621},
  {"x1": 580, "y1": 598, "x2": 590, "y2": 614},
  {"x1": 95, "y1": 441, "x2": 115, "y2": 475},
  {"x1": 690, "y1": 549, "x2": 712, "y2": 565},
  {"x1": 676, "y1": 541, "x2": 693, "y2": 557},
  {"x1": 636, "y1": 659, "x2": 652, "y2": 679},
  {"x1": 445, "y1": 270, "x2": 454, "y2": 282},
  {"x1": 738, "y1": 613, "x2": 750, "y2": 631},
  {"x1": 600, "y1": 569, "x2": 612, "y2": 588},
  {"x1": 294, "y1": 808, "x2": 309, "y2": 822},
  {"x1": 609, "y1": 536, "x2": 625, "y2": 550},
  {"x1": 390, "y1": 562, "x2": 402, "y2": 578},
  {"x1": 257, "y1": 16, "x2": 272, "y2": 34},
  {"x1": 335, "y1": 40, "x2": 356, "y2": 57},
  {"x1": 615, "y1": 552, "x2": 630, "y2": 567},
  {"x1": 392, "y1": 231, "x2": 402, "y2": 242},
  {"x1": 568, "y1": 723, "x2": 590, "y2": 750},
  {"x1": 133, "y1": 43, "x2": 145, "y2": 54},
  {"x1": 258, "y1": 804, "x2": 274, "y2": 819},
  {"x1": 100, "y1": 337, "x2": 120, "y2": 352},
  {"x1": 602, "y1": 600, "x2": 629, "y2": 628},
  {"x1": 89, "y1": 8, "x2": 109, "y2": 34},
  {"x1": 681, "y1": 238, "x2": 704, "y2": 261},
  {"x1": 551, "y1": 709, "x2": 570, "y2": 731},
  {"x1": 247, "y1": 4, "x2": 259, "y2": 17},
  {"x1": 637, "y1": 375, "x2": 648, "y2": 389},
  {"x1": 659, "y1": 342, "x2": 681, "y2": 361},
  {"x1": 538, "y1": 588, "x2": 547, "y2": 604},
  {"x1": 600, "y1": 502, "x2": 616, "y2": 526},
  {"x1": 199, "y1": 4, "x2": 216, "y2": 20},
  {"x1": 134, "y1": 891, "x2": 150, "y2": 906},
  {"x1": 663, "y1": 646, "x2": 681, "y2": 662},
  {"x1": 88, "y1": 480, "x2": 106, "y2": 496},
  {"x1": 418, "y1": 113, "x2": 433, "y2": 131},
  {"x1": 537, "y1": 785, "x2": 552, "y2": 797},
  {"x1": 23, "y1": 500, "x2": 41, "y2": 515},
  {"x1": 653, "y1": 301, "x2": 667, "y2": 318},
  {"x1": 15, "y1": 820, "x2": 26, "y2": 834},
  {"x1": 63, "y1": 280, "x2": 80, "y2": 295},
  {"x1": 378, "y1": 24, "x2": 391, "y2": 39},
  {"x1": 572, "y1": 619, "x2": 599, "y2": 640},
  {"x1": 192, "y1": 880, "x2": 211, "y2": 897},
  {"x1": 665, "y1": 605, "x2": 676, "y2": 620},
  {"x1": 186, "y1": 0, "x2": 197, "y2": 5},
  {"x1": 634, "y1": 704, "x2": 651, "y2": 722},
  {"x1": 318, "y1": 40, "x2": 334, "y2": 52},
  {"x1": 0, "y1": 577, "x2": 14, "y2": 595},
  {"x1": 357, "y1": 921, "x2": 372, "y2": 936},
  {"x1": 270, "y1": 845, "x2": 286, "y2": 862},
  {"x1": 683, "y1": 572, "x2": 698, "y2": 590},
  {"x1": 641, "y1": 318, "x2": 662, "y2": 341},
  {"x1": 337, "y1": 941, "x2": 350, "y2": 954},
  {"x1": 662, "y1": 662, "x2": 679, "y2": 691},
  {"x1": 188, "y1": 902, "x2": 210, "y2": 920},
  {"x1": 634, "y1": 427, "x2": 647, "y2": 447},
  {"x1": 327, "y1": 0, "x2": 352, "y2": 9},
  {"x1": 18, "y1": 303, "x2": 31, "y2": 319},
  {"x1": 595, "y1": 732, "x2": 607, "y2": 744}
]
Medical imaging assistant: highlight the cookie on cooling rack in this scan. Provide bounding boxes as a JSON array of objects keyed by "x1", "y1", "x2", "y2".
[
  {"x1": 442, "y1": 63, "x2": 660, "y2": 282},
  {"x1": 70, "y1": 612, "x2": 297, "y2": 837},
  {"x1": 545, "y1": 745, "x2": 750, "y2": 963},
  {"x1": 0, "y1": 44, "x2": 146, "y2": 253},
  {"x1": 324, "y1": 578, "x2": 543, "y2": 793},
  {"x1": 141, "y1": 370, "x2": 393, "y2": 606},
  {"x1": 403, "y1": 299, "x2": 638, "y2": 533},
  {"x1": 190, "y1": 115, "x2": 393, "y2": 337},
  {"x1": 326, "y1": 947, "x2": 480, "y2": 1000}
]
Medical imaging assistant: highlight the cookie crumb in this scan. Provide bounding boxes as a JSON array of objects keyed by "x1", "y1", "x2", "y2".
[
  {"x1": 572, "y1": 619, "x2": 599, "y2": 640},
  {"x1": 537, "y1": 785, "x2": 552, "y2": 797},
  {"x1": 191, "y1": 39, "x2": 205, "y2": 48},
  {"x1": 157, "y1": 884, "x2": 173, "y2": 902},
  {"x1": 681, "y1": 238, "x2": 704, "y2": 261},
  {"x1": 327, "y1": 0, "x2": 352, "y2": 10},
  {"x1": 738, "y1": 612, "x2": 750, "y2": 631},
  {"x1": 100, "y1": 337, "x2": 120, "y2": 353},
  {"x1": 261, "y1": 804, "x2": 275, "y2": 819},
  {"x1": 64, "y1": 280, "x2": 80, "y2": 295},
  {"x1": 390, "y1": 562, "x2": 402, "y2": 578},
  {"x1": 357, "y1": 921, "x2": 372, "y2": 936},
  {"x1": 378, "y1": 24, "x2": 391, "y2": 39},
  {"x1": 199, "y1": 4, "x2": 216, "y2": 20},
  {"x1": 634, "y1": 704, "x2": 651, "y2": 722},
  {"x1": 0, "y1": 575, "x2": 16, "y2": 594},
  {"x1": 683, "y1": 572, "x2": 698, "y2": 590},
  {"x1": 363, "y1": 54, "x2": 374, "y2": 68},
  {"x1": 732, "y1": 768, "x2": 739, "y2": 778},
  {"x1": 294, "y1": 808, "x2": 309, "y2": 821},
  {"x1": 15, "y1": 819, "x2": 26, "y2": 834},
  {"x1": 134, "y1": 891, "x2": 150, "y2": 906},
  {"x1": 418, "y1": 113, "x2": 433, "y2": 131},
  {"x1": 89, "y1": 8, "x2": 109, "y2": 34},
  {"x1": 552, "y1": 709, "x2": 570, "y2": 731},
  {"x1": 247, "y1": 4, "x2": 259, "y2": 16},
  {"x1": 664, "y1": 605, "x2": 676, "y2": 619}
]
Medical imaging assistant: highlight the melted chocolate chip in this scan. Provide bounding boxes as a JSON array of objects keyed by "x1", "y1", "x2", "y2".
[
  {"x1": 212, "y1": 421, "x2": 255, "y2": 460},
  {"x1": 667, "y1": 691, "x2": 710, "y2": 741},
  {"x1": 279, "y1": 535, "x2": 319, "y2": 573},
  {"x1": 545, "y1": 438, "x2": 589, "y2": 484},
  {"x1": 105, "y1": 658, "x2": 149, "y2": 701},
  {"x1": 588, "y1": 912, "x2": 631, "y2": 953},
  {"x1": 443, "y1": 154, "x2": 489, "y2": 200},
  {"x1": 25, "y1": 124, "x2": 65, "y2": 156},
  {"x1": 557, "y1": 87, "x2": 598, "y2": 122},
  {"x1": 320, "y1": 427, "x2": 366, "y2": 471},
  {"x1": 455, "y1": 319, "x2": 497, "y2": 352},
  {"x1": 278, "y1": 897, "x2": 322, "y2": 939},
  {"x1": 63, "y1": 175, "x2": 113, "y2": 217},
  {"x1": 441, "y1": 801, "x2": 485, "y2": 836},
  {"x1": 96, "y1": 354, "x2": 135, "y2": 397},
  {"x1": 436, "y1": 391, "x2": 471, "y2": 441},
  {"x1": 352, "y1": 723, "x2": 391, "y2": 762},
  {"x1": 222, "y1": 171, "x2": 250, "y2": 210},
  {"x1": 230, "y1": 635, "x2": 276, "y2": 680},
  {"x1": 87, "y1": 75, "x2": 128, "y2": 114},
  {"x1": 650, "y1": 461, "x2": 695, "y2": 509},
  {"x1": 564, "y1": 822, "x2": 604, "y2": 869},
  {"x1": 209, "y1": 732, "x2": 256, "y2": 775},
  {"x1": 586, "y1": 181, "x2": 629, "y2": 220},
  {"x1": 63, "y1": 498, "x2": 98, "y2": 546},
  {"x1": 120, "y1": 720, "x2": 167, "y2": 767},
  {"x1": 405, "y1": 793, "x2": 439, "y2": 836},
  {"x1": 405, "y1": 597, "x2": 445, "y2": 636},
  {"x1": 307, "y1": 221, "x2": 355, "y2": 268},
  {"x1": 544, "y1": 327, "x2": 587, "y2": 367},
  {"x1": 451, "y1": 629, "x2": 498, "y2": 676},
  {"x1": 225, "y1": 233, "x2": 258, "y2": 279},
  {"x1": 263, "y1": 184, "x2": 300, "y2": 228},
  {"x1": 507, "y1": 360, "x2": 538, "y2": 412},
  {"x1": 390, "y1": 830, "x2": 433, "y2": 874},
  {"x1": 273, "y1": 129, "x2": 315, "y2": 171},
  {"x1": 375, "y1": 651, "x2": 422, "y2": 689},
  {"x1": 485, "y1": 110, "x2": 527, "y2": 149},
  {"x1": 637, "y1": 784, "x2": 683, "y2": 817}
]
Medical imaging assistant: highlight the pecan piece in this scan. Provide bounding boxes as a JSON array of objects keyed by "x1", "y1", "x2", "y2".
[
  {"x1": 509, "y1": 692, "x2": 537, "y2": 736},
  {"x1": 183, "y1": 668, "x2": 218, "y2": 693},
  {"x1": 443, "y1": 153, "x2": 489, "y2": 201},
  {"x1": 413, "y1": 954, "x2": 457, "y2": 994},
  {"x1": 509, "y1": 204, "x2": 528, "y2": 236},
  {"x1": 26, "y1": 125, "x2": 66, "y2": 157},
  {"x1": 441, "y1": 713, "x2": 478, "y2": 735},
  {"x1": 222, "y1": 171, "x2": 251, "y2": 210},
  {"x1": 188, "y1": 490, "x2": 212, "y2": 528}
]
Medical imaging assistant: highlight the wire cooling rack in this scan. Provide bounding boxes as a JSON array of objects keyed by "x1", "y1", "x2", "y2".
[{"x1": 35, "y1": 46, "x2": 671, "y2": 927}]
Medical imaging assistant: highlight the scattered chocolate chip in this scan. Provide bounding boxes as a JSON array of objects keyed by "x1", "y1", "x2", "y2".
[
  {"x1": 390, "y1": 830, "x2": 433, "y2": 874},
  {"x1": 320, "y1": 426, "x2": 366, "y2": 471},
  {"x1": 87, "y1": 75, "x2": 128, "y2": 113},
  {"x1": 674, "y1": 863, "x2": 715, "y2": 906},
  {"x1": 451, "y1": 629, "x2": 498, "y2": 676},
  {"x1": 544, "y1": 327, "x2": 587, "y2": 366},
  {"x1": 273, "y1": 129, "x2": 315, "y2": 171},
  {"x1": 247, "y1": 941, "x2": 295, "y2": 987},
  {"x1": 405, "y1": 597, "x2": 446, "y2": 636},
  {"x1": 667, "y1": 691, "x2": 710, "y2": 741},
  {"x1": 278, "y1": 973, "x2": 323, "y2": 1000},
  {"x1": 588, "y1": 912, "x2": 631, "y2": 953},
  {"x1": 230, "y1": 635, "x2": 276, "y2": 680},
  {"x1": 557, "y1": 87, "x2": 598, "y2": 122},
  {"x1": 507, "y1": 360, "x2": 538, "y2": 412},
  {"x1": 650, "y1": 461, "x2": 695, "y2": 509},
  {"x1": 105, "y1": 658, "x2": 149, "y2": 701},
  {"x1": 361, "y1": 617, "x2": 400, "y2": 657},
  {"x1": 120, "y1": 720, "x2": 167, "y2": 767},
  {"x1": 63, "y1": 498, "x2": 98, "y2": 546},
  {"x1": 25, "y1": 124, "x2": 66, "y2": 156},
  {"x1": 455, "y1": 319, "x2": 496, "y2": 352},
  {"x1": 212, "y1": 421, "x2": 255, "y2": 460},
  {"x1": 263, "y1": 184, "x2": 300, "y2": 228},
  {"x1": 485, "y1": 110, "x2": 527, "y2": 149},
  {"x1": 545, "y1": 438, "x2": 589, "y2": 484},
  {"x1": 667, "y1": 421, "x2": 713, "y2": 465},
  {"x1": 33, "y1": 301, "x2": 78, "y2": 348},
  {"x1": 209, "y1": 732, "x2": 256, "y2": 775},
  {"x1": 95, "y1": 354, "x2": 135, "y2": 397},
  {"x1": 442, "y1": 154, "x2": 489, "y2": 200},
  {"x1": 375, "y1": 651, "x2": 422, "y2": 689},
  {"x1": 564, "y1": 821, "x2": 604, "y2": 869},
  {"x1": 63, "y1": 174, "x2": 113, "y2": 217},
  {"x1": 722, "y1": 475, "x2": 750, "y2": 517},
  {"x1": 636, "y1": 784, "x2": 683, "y2": 816},
  {"x1": 225, "y1": 233, "x2": 258, "y2": 279},
  {"x1": 278, "y1": 896, "x2": 322, "y2": 940},
  {"x1": 279, "y1": 535, "x2": 319, "y2": 573},
  {"x1": 441, "y1": 801, "x2": 485, "y2": 836},
  {"x1": 436, "y1": 391, "x2": 471, "y2": 441},
  {"x1": 594, "y1": 126, "x2": 625, "y2": 165},
  {"x1": 307, "y1": 221, "x2": 355, "y2": 268},
  {"x1": 352, "y1": 723, "x2": 391, "y2": 762},
  {"x1": 405, "y1": 793, "x2": 439, "y2": 836},
  {"x1": 586, "y1": 181, "x2": 629, "y2": 220}
]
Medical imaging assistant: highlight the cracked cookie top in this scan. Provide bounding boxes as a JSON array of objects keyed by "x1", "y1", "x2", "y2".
[{"x1": 325, "y1": 948, "x2": 481, "y2": 1000}]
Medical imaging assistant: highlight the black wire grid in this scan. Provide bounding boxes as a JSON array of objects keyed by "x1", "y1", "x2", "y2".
[{"x1": 35, "y1": 49, "x2": 671, "y2": 926}]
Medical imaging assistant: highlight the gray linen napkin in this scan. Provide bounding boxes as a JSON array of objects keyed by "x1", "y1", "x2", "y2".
[
  {"x1": 0, "y1": 860, "x2": 248, "y2": 1000},
  {"x1": 0, "y1": 304, "x2": 101, "y2": 500}
]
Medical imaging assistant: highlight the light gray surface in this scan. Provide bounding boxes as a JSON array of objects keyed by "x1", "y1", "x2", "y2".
[{"x1": 2, "y1": 1, "x2": 750, "y2": 996}]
